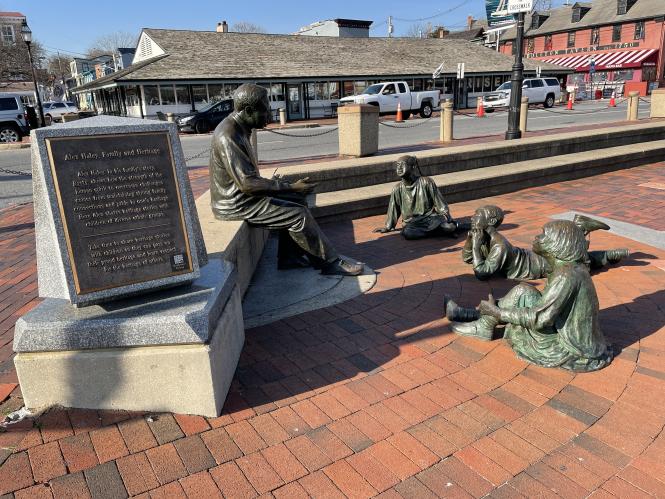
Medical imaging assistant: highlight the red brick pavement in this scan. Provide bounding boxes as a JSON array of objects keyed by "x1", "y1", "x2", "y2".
[{"x1": 0, "y1": 161, "x2": 664, "y2": 497}]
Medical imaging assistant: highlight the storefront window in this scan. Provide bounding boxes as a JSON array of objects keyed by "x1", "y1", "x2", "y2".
[
  {"x1": 425, "y1": 79, "x2": 434, "y2": 90},
  {"x1": 224, "y1": 83, "x2": 240, "y2": 99},
  {"x1": 474, "y1": 76, "x2": 483, "y2": 92},
  {"x1": 208, "y1": 84, "x2": 223, "y2": 102},
  {"x1": 175, "y1": 85, "x2": 190, "y2": 105},
  {"x1": 483, "y1": 76, "x2": 492, "y2": 92},
  {"x1": 159, "y1": 85, "x2": 175, "y2": 105},
  {"x1": 567, "y1": 32, "x2": 576, "y2": 48},
  {"x1": 544, "y1": 35, "x2": 553, "y2": 51},
  {"x1": 612, "y1": 24, "x2": 622, "y2": 42},
  {"x1": 634, "y1": 21, "x2": 645, "y2": 40},
  {"x1": 412, "y1": 79, "x2": 423, "y2": 91},
  {"x1": 125, "y1": 86, "x2": 139, "y2": 107},
  {"x1": 466, "y1": 78, "x2": 473, "y2": 91},
  {"x1": 613, "y1": 69, "x2": 634, "y2": 81},
  {"x1": 443, "y1": 77, "x2": 453, "y2": 94},
  {"x1": 353, "y1": 81, "x2": 367, "y2": 95},
  {"x1": 590, "y1": 27, "x2": 600, "y2": 45},
  {"x1": 327, "y1": 82, "x2": 340, "y2": 100},
  {"x1": 493, "y1": 75, "x2": 502, "y2": 90},
  {"x1": 192, "y1": 85, "x2": 208, "y2": 105},
  {"x1": 270, "y1": 83, "x2": 285, "y2": 101},
  {"x1": 143, "y1": 85, "x2": 159, "y2": 106},
  {"x1": 343, "y1": 81, "x2": 354, "y2": 97}
]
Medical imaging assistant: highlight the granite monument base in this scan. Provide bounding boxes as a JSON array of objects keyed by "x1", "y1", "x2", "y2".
[{"x1": 14, "y1": 259, "x2": 242, "y2": 417}]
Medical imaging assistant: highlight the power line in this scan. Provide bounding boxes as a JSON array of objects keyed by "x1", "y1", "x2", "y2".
[{"x1": 391, "y1": 0, "x2": 472, "y2": 23}]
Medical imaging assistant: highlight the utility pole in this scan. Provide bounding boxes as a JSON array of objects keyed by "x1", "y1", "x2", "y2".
[
  {"x1": 505, "y1": 10, "x2": 525, "y2": 140},
  {"x1": 388, "y1": 16, "x2": 394, "y2": 37}
]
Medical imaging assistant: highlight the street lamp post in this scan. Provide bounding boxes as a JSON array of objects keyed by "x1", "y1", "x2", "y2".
[
  {"x1": 20, "y1": 20, "x2": 46, "y2": 128},
  {"x1": 505, "y1": 10, "x2": 525, "y2": 140}
]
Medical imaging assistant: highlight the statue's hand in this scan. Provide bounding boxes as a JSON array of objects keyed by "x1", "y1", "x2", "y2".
[
  {"x1": 291, "y1": 177, "x2": 317, "y2": 194},
  {"x1": 471, "y1": 228, "x2": 484, "y2": 248},
  {"x1": 373, "y1": 227, "x2": 391, "y2": 234},
  {"x1": 478, "y1": 294, "x2": 501, "y2": 319}
]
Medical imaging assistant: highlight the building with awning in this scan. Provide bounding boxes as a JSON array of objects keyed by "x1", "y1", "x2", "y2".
[
  {"x1": 499, "y1": 0, "x2": 664, "y2": 97},
  {"x1": 71, "y1": 27, "x2": 569, "y2": 120}
]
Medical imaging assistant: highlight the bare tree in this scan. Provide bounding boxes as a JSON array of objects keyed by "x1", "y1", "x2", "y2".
[
  {"x1": 403, "y1": 22, "x2": 433, "y2": 38},
  {"x1": 86, "y1": 30, "x2": 138, "y2": 58},
  {"x1": 230, "y1": 21, "x2": 267, "y2": 33},
  {"x1": 47, "y1": 53, "x2": 71, "y2": 78},
  {"x1": 0, "y1": 39, "x2": 47, "y2": 88}
]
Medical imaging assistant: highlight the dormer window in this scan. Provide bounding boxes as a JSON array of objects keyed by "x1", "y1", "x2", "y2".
[
  {"x1": 531, "y1": 11, "x2": 549, "y2": 30},
  {"x1": 572, "y1": 4, "x2": 591, "y2": 23},
  {"x1": 617, "y1": 0, "x2": 637, "y2": 15}
]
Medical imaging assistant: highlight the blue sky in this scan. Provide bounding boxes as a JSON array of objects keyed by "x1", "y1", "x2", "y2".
[{"x1": 2, "y1": 0, "x2": 568, "y2": 59}]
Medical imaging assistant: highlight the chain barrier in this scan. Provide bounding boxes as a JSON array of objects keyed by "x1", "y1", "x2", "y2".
[
  {"x1": 0, "y1": 166, "x2": 31, "y2": 177},
  {"x1": 639, "y1": 97, "x2": 651, "y2": 104},
  {"x1": 265, "y1": 127, "x2": 338, "y2": 138},
  {"x1": 184, "y1": 149, "x2": 209, "y2": 162},
  {"x1": 538, "y1": 99, "x2": 628, "y2": 115},
  {"x1": 379, "y1": 117, "x2": 434, "y2": 129}
]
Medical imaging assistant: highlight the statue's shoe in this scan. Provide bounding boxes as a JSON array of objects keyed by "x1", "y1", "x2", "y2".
[
  {"x1": 444, "y1": 296, "x2": 479, "y2": 322},
  {"x1": 573, "y1": 214, "x2": 610, "y2": 233},
  {"x1": 451, "y1": 315, "x2": 498, "y2": 341},
  {"x1": 321, "y1": 258, "x2": 364, "y2": 276},
  {"x1": 455, "y1": 220, "x2": 472, "y2": 232}
]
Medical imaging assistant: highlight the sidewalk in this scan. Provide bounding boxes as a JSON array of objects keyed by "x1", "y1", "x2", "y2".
[{"x1": 1, "y1": 157, "x2": 664, "y2": 496}]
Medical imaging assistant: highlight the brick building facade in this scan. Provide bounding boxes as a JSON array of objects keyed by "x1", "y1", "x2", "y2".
[{"x1": 499, "y1": 0, "x2": 664, "y2": 97}]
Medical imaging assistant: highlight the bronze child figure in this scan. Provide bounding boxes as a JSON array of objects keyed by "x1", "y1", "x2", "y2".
[
  {"x1": 448, "y1": 220, "x2": 613, "y2": 372},
  {"x1": 209, "y1": 83, "x2": 363, "y2": 276},
  {"x1": 373, "y1": 155, "x2": 467, "y2": 240}
]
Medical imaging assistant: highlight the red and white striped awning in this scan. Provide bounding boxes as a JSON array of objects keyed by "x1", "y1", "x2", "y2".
[{"x1": 541, "y1": 48, "x2": 658, "y2": 71}]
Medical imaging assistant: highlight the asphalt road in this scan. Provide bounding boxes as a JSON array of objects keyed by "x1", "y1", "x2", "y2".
[{"x1": 0, "y1": 99, "x2": 651, "y2": 209}]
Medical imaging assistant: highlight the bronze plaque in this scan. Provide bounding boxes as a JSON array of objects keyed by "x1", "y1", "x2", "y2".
[{"x1": 46, "y1": 132, "x2": 193, "y2": 295}]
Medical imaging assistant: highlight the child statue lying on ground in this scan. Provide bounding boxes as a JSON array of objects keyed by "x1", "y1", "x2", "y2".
[
  {"x1": 446, "y1": 220, "x2": 614, "y2": 372},
  {"x1": 460, "y1": 205, "x2": 629, "y2": 281},
  {"x1": 373, "y1": 155, "x2": 468, "y2": 240},
  {"x1": 209, "y1": 83, "x2": 363, "y2": 276}
]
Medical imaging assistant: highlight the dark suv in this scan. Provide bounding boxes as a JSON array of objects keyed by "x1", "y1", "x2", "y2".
[
  {"x1": 176, "y1": 99, "x2": 233, "y2": 134},
  {"x1": 0, "y1": 93, "x2": 30, "y2": 142}
]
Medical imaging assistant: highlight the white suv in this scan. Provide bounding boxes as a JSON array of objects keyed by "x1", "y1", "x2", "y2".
[
  {"x1": 0, "y1": 93, "x2": 29, "y2": 142},
  {"x1": 43, "y1": 101, "x2": 79, "y2": 124},
  {"x1": 483, "y1": 77, "x2": 562, "y2": 111}
]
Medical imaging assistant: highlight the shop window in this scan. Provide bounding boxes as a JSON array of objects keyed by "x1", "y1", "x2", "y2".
[
  {"x1": 612, "y1": 24, "x2": 622, "y2": 42},
  {"x1": 544, "y1": 35, "x2": 553, "y2": 51},
  {"x1": 343, "y1": 81, "x2": 354, "y2": 97},
  {"x1": 175, "y1": 85, "x2": 190, "y2": 105},
  {"x1": 567, "y1": 32, "x2": 576, "y2": 48},
  {"x1": 327, "y1": 82, "x2": 339, "y2": 100},
  {"x1": 192, "y1": 85, "x2": 208, "y2": 105},
  {"x1": 224, "y1": 83, "x2": 240, "y2": 99},
  {"x1": 425, "y1": 79, "x2": 434, "y2": 90},
  {"x1": 443, "y1": 77, "x2": 453, "y2": 94},
  {"x1": 270, "y1": 83, "x2": 285, "y2": 101},
  {"x1": 590, "y1": 27, "x2": 600, "y2": 45},
  {"x1": 493, "y1": 75, "x2": 502, "y2": 90},
  {"x1": 125, "y1": 86, "x2": 139, "y2": 107},
  {"x1": 527, "y1": 38, "x2": 535, "y2": 54},
  {"x1": 412, "y1": 79, "x2": 423, "y2": 91},
  {"x1": 353, "y1": 81, "x2": 367, "y2": 95},
  {"x1": 208, "y1": 84, "x2": 223, "y2": 102},
  {"x1": 466, "y1": 78, "x2": 473, "y2": 92},
  {"x1": 483, "y1": 76, "x2": 492, "y2": 92},
  {"x1": 143, "y1": 85, "x2": 159, "y2": 106},
  {"x1": 634, "y1": 21, "x2": 645, "y2": 40}
]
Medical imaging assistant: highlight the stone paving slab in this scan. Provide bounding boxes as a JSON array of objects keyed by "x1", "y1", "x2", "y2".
[{"x1": 0, "y1": 159, "x2": 664, "y2": 497}]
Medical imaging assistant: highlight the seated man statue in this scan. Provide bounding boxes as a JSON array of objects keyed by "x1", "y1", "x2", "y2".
[
  {"x1": 447, "y1": 220, "x2": 613, "y2": 372},
  {"x1": 209, "y1": 83, "x2": 363, "y2": 276},
  {"x1": 373, "y1": 155, "x2": 466, "y2": 239}
]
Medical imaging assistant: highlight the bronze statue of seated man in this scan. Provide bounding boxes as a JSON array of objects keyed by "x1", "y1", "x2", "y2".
[
  {"x1": 461, "y1": 205, "x2": 629, "y2": 281},
  {"x1": 209, "y1": 83, "x2": 363, "y2": 276},
  {"x1": 373, "y1": 155, "x2": 467, "y2": 240},
  {"x1": 447, "y1": 220, "x2": 614, "y2": 372}
]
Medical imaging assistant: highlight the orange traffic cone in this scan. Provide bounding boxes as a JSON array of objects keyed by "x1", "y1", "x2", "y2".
[
  {"x1": 395, "y1": 102, "x2": 403, "y2": 123},
  {"x1": 567, "y1": 93, "x2": 574, "y2": 110},
  {"x1": 609, "y1": 91, "x2": 616, "y2": 107},
  {"x1": 476, "y1": 96, "x2": 485, "y2": 118}
]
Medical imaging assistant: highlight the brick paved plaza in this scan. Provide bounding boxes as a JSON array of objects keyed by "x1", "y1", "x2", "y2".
[{"x1": 0, "y1": 162, "x2": 664, "y2": 498}]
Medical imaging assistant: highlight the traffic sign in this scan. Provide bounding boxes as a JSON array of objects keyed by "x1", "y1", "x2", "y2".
[
  {"x1": 456, "y1": 62, "x2": 465, "y2": 80},
  {"x1": 507, "y1": 0, "x2": 533, "y2": 14}
]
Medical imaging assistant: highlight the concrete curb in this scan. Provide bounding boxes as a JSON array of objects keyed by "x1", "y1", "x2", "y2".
[{"x1": 0, "y1": 143, "x2": 30, "y2": 151}]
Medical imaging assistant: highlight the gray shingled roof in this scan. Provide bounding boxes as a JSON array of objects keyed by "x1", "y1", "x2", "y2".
[
  {"x1": 75, "y1": 29, "x2": 569, "y2": 91},
  {"x1": 502, "y1": 0, "x2": 664, "y2": 40}
]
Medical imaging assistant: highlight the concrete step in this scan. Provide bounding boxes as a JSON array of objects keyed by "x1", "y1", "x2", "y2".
[
  {"x1": 311, "y1": 139, "x2": 665, "y2": 222},
  {"x1": 278, "y1": 121, "x2": 665, "y2": 195}
]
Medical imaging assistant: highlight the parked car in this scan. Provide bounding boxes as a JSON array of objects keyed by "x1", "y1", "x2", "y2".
[
  {"x1": 0, "y1": 93, "x2": 30, "y2": 143},
  {"x1": 483, "y1": 77, "x2": 562, "y2": 111},
  {"x1": 176, "y1": 99, "x2": 234, "y2": 133},
  {"x1": 43, "y1": 101, "x2": 79, "y2": 124},
  {"x1": 339, "y1": 81, "x2": 440, "y2": 119}
]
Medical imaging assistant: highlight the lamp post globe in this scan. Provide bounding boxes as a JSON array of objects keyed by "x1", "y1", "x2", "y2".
[{"x1": 20, "y1": 20, "x2": 46, "y2": 128}]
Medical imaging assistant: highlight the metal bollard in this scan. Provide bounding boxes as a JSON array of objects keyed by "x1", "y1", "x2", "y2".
[
  {"x1": 279, "y1": 108, "x2": 286, "y2": 126},
  {"x1": 441, "y1": 99, "x2": 454, "y2": 143},
  {"x1": 166, "y1": 112, "x2": 175, "y2": 123},
  {"x1": 519, "y1": 97, "x2": 529, "y2": 135},
  {"x1": 627, "y1": 91, "x2": 639, "y2": 121}
]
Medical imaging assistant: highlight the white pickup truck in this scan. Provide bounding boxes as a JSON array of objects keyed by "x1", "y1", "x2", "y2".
[{"x1": 339, "y1": 81, "x2": 440, "y2": 119}]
